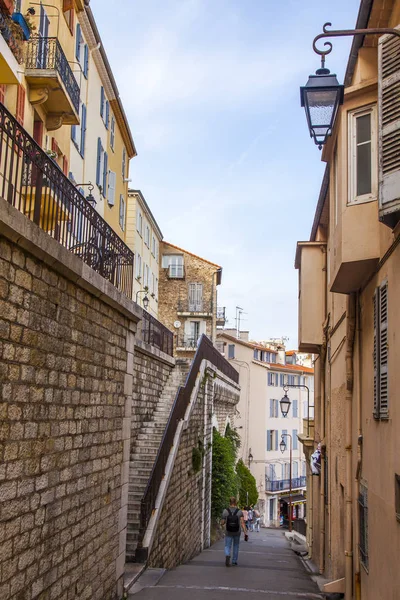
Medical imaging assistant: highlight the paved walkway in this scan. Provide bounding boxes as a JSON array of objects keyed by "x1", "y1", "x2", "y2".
[{"x1": 128, "y1": 528, "x2": 323, "y2": 599}]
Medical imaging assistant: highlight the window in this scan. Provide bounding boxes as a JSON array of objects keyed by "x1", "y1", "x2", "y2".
[
  {"x1": 136, "y1": 254, "x2": 142, "y2": 280},
  {"x1": 288, "y1": 374, "x2": 295, "y2": 385},
  {"x1": 253, "y1": 349, "x2": 258, "y2": 360},
  {"x1": 144, "y1": 225, "x2": 150, "y2": 247},
  {"x1": 83, "y1": 44, "x2": 89, "y2": 78},
  {"x1": 100, "y1": 87, "x2": 105, "y2": 120},
  {"x1": 293, "y1": 461, "x2": 298, "y2": 478},
  {"x1": 75, "y1": 24, "x2": 83, "y2": 63},
  {"x1": 110, "y1": 116, "x2": 115, "y2": 151},
  {"x1": 373, "y1": 281, "x2": 388, "y2": 419},
  {"x1": 188, "y1": 321, "x2": 201, "y2": 347},
  {"x1": 228, "y1": 344, "x2": 235, "y2": 359},
  {"x1": 292, "y1": 430, "x2": 298, "y2": 450},
  {"x1": 102, "y1": 152, "x2": 108, "y2": 198},
  {"x1": 151, "y1": 272, "x2": 155, "y2": 295},
  {"x1": 105, "y1": 101, "x2": 109, "y2": 129},
  {"x1": 122, "y1": 148, "x2": 126, "y2": 178},
  {"x1": 280, "y1": 374, "x2": 285, "y2": 387},
  {"x1": 79, "y1": 103, "x2": 86, "y2": 157},
  {"x1": 143, "y1": 263, "x2": 149, "y2": 288},
  {"x1": 119, "y1": 195, "x2": 125, "y2": 230},
  {"x1": 108, "y1": 171, "x2": 116, "y2": 206},
  {"x1": 162, "y1": 254, "x2": 184, "y2": 278},
  {"x1": 269, "y1": 399, "x2": 279, "y2": 418},
  {"x1": 16, "y1": 85, "x2": 25, "y2": 125},
  {"x1": 358, "y1": 483, "x2": 368, "y2": 570},
  {"x1": 136, "y1": 209, "x2": 143, "y2": 235},
  {"x1": 63, "y1": 0, "x2": 74, "y2": 33},
  {"x1": 266, "y1": 430, "x2": 278, "y2": 451},
  {"x1": 270, "y1": 353, "x2": 276, "y2": 363},
  {"x1": 96, "y1": 137, "x2": 104, "y2": 189},
  {"x1": 292, "y1": 400, "x2": 298, "y2": 418},
  {"x1": 348, "y1": 105, "x2": 377, "y2": 205},
  {"x1": 268, "y1": 372, "x2": 278, "y2": 386},
  {"x1": 152, "y1": 235, "x2": 156, "y2": 257},
  {"x1": 188, "y1": 283, "x2": 203, "y2": 311}
]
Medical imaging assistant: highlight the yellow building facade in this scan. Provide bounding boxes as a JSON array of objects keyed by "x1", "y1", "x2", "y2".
[{"x1": 296, "y1": 1, "x2": 400, "y2": 599}]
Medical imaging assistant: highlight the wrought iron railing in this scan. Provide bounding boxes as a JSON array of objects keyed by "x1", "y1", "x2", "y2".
[
  {"x1": 141, "y1": 310, "x2": 173, "y2": 357},
  {"x1": 177, "y1": 299, "x2": 212, "y2": 313},
  {"x1": 25, "y1": 37, "x2": 80, "y2": 113},
  {"x1": 137, "y1": 334, "x2": 239, "y2": 559},
  {"x1": 0, "y1": 101, "x2": 134, "y2": 296},
  {"x1": 265, "y1": 476, "x2": 306, "y2": 492},
  {"x1": 0, "y1": 10, "x2": 24, "y2": 63},
  {"x1": 216, "y1": 307, "x2": 226, "y2": 321},
  {"x1": 176, "y1": 334, "x2": 200, "y2": 349}
]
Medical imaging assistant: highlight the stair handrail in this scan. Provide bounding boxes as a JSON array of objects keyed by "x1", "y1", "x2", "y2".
[{"x1": 137, "y1": 334, "x2": 239, "y2": 550}]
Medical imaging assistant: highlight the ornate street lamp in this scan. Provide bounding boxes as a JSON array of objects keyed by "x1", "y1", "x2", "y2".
[
  {"x1": 143, "y1": 295, "x2": 149, "y2": 311},
  {"x1": 301, "y1": 22, "x2": 400, "y2": 149},
  {"x1": 280, "y1": 389, "x2": 291, "y2": 418},
  {"x1": 136, "y1": 288, "x2": 150, "y2": 311},
  {"x1": 300, "y1": 66, "x2": 344, "y2": 149},
  {"x1": 279, "y1": 438, "x2": 287, "y2": 454}
]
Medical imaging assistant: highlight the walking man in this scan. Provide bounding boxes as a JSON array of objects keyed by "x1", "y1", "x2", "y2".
[{"x1": 221, "y1": 497, "x2": 248, "y2": 566}]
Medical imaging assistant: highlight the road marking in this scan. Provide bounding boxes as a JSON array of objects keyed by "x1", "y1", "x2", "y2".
[{"x1": 156, "y1": 584, "x2": 324, "y2": 598}]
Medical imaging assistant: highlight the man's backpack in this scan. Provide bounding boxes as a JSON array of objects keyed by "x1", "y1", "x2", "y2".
[{"x1": 226, "y1": 508, "x2": 240, "y2": 533}]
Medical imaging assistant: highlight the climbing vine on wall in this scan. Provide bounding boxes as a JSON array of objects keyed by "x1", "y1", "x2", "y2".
[{"x1": 211, "y1": 427, "x2": 238, "y2": 518}]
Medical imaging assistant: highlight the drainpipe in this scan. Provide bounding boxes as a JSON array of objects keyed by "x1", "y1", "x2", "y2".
[
  {"x1": 319, "y1": 343, "x2": 326, "y2": 574},
  {"x1": 354, "y1": 293, "x2": 362, "y2": 600},
  {"x1": 345, "y1": 295, "x2": 356, "y2": 600}
]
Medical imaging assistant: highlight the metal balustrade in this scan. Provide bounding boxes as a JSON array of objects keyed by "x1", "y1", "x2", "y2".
[{"x1": 265, "y1": 476, "x2": 307, "y2": 492}]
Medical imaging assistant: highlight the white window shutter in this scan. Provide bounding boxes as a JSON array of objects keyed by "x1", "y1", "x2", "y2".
[
  {"x1": 379, "y1": 281, "x2": 389, "y2": 417},
  {"x1": 108, "y1": 171, "x2": 116, "y2": 206},
  {"x1": 378, "y1": 32, "x2": 400, "y2": 228}
]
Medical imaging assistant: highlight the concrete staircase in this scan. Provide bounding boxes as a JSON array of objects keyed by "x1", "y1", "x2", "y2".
[{"x1": 126, "y1": 362, "x2": 189, "y2": 562}]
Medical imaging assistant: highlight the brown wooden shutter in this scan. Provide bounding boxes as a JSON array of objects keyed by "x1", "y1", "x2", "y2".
[
  {"x1": 62, "y1": 156, "x2": 68, "y2": 176},
  {"x1": 373, "y1": 289, "x2": 379, "y2": 418},
  {"x1": 378, "y1": 281, "x2": 389, "y2": 418},
  {"x1": 16, "y1": 85, "x2": 25, "y2": 125},
  {"x1": 0, "y1": 84, "x2": 5, "y2": 104},
  {"x1": 378, "y1": 32, "x2": 400, "y2": 227}
]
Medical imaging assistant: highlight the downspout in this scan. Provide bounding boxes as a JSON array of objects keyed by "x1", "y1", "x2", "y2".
[
  {"x1": 345, "y1": 294, "x2": 356, "y2": 600},
  {"x1": 319, "y1": 246, "x2": 328, "y2": 574},
  {"x1": 354, "y1": 293, "x2": 363, "y2": 600}
]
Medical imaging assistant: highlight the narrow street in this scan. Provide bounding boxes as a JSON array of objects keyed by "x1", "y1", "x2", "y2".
[{"x1": 128, "y1": 529, "x2": 323, "y2": 599}]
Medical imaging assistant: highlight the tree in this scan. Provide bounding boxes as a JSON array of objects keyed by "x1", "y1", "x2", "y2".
[
  {"x1": 236, "y1": 459, "x2": 258, "y2": 507},
  {"x1": 211, "y1": 428, "x2": 238, "y2": 518}
]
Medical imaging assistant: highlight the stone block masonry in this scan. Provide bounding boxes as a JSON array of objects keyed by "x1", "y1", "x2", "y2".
[{"x1": 0, "y1": 201, "x2": 147, "y2": 600}]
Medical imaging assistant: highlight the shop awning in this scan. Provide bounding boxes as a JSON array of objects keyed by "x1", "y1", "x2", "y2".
[{"x1": 280, "y1": 494, "x2": 306, "y2": 504}]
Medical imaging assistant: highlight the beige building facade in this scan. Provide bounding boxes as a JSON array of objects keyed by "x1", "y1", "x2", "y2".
[
  {"x1": 126, "y1": 190, "x2": 162, "y2": 315},
  {"x1": 158, "y1": 242, "x2": 225, "y2": 356},
  {"x1": 217, "y1": 332, "x2": 314, "y2": 527},
  {"x1": 296, "y1": 1, "x2": 400, "y2": 598}
]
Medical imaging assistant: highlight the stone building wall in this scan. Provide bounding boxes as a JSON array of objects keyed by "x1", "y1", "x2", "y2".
[
  {"x1": 158, "y1": 242, "x2": 220, "y2": 356},
  {"x1": 0, "y1": 202, "x2": 146, "y2": 600},
  {"x1": 148, "y1": 367, "x2": 239, "y2": 569}
]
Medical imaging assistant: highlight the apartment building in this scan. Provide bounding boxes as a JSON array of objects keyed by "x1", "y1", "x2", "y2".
[
  {"x1": 296, "y1": 1, "x2": 400, "y2": 597},
  {"x1": 125, "y1": 189, "x2": 162, "y2": 315},
  {"x1": 158, "y1": 241, "x2": 225, "y2": 356},
  {"x1": 0, "y1": 1, "x2": 135, "y2": 242},
  {"x1": 217, "y1": 331, "x2": 314, "y2": 527}
]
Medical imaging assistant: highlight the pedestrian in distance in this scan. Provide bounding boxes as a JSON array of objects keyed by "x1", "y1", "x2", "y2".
[
  {"x1": 242, "y1": 506, "x2": 248, "y2": 530},
  {"x1": 221, "y1": 497, "x2": 248, "y2": 567},
  {"x1": 248, "y1": 506, "x2": 254, "y2": 531},
  {"x1": 254, "y1": 508, "x2": 261, "y2": 532}
]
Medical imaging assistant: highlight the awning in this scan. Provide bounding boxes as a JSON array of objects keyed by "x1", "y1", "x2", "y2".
[{"x1": 280, "y1": 494, "x2": 306, "y2": 504}]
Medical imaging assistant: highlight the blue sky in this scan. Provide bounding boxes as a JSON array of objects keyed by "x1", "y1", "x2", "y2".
[{"x1": 94, "y1": 0, "x2": 360, "y2": 347}]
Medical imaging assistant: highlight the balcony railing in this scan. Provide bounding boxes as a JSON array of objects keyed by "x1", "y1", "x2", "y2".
[
  {"x1": 0, "y1": 101, "x2": 134, "y2": 296},
  {"x1": 265, "y1": 476, "x2": 306, "y2": 492},
  {"x1": 176, "y1": 334, "x2": 200, "y2": 349},
  {"x1": 25, "y1": 37, "x2": 80, "y2": 113},
  {"x1": 141, "y1": 311, "x2": 173, "y2": 356},
  {"x1": 216, "y1": 306, "x2": 226, "y2": 322},
  {"x1": 177, "y1": 299, "x2": 212, "y2": 314},
  {"x1": 0, "y1": 10, "x2": 24, "y2": 63}
]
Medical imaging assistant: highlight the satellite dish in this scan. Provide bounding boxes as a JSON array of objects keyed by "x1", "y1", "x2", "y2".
[{"x1": 174, "y1": 320, "x2": 181, "y2": 329}]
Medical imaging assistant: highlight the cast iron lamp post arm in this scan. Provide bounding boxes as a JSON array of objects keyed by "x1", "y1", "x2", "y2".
[
  {"x1": 282, "y1": 384, "x2": 312, "y2": 437},
  {"x1": 313, "y1": 22, "x2": 400, "y2": 68}
]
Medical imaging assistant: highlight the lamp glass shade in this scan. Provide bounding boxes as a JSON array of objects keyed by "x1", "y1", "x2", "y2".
[
  {"x1": 280, "y1": 439, "x2": 286, "y2": 454},
  {"x1": 280, "y1": 393, "x2": 291, "y2": 417},
  {"x1": 86, "y1": 192, "x2": 96, "y2": 207},
  {"x1": 300, "y1": 68, "x2": 344, "y2": 149},
  {"x1": 143, "y1": 295, "x2": 149, "y2": 310}
]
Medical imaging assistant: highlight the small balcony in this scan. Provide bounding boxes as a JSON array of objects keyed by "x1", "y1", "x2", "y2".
[
  {"x1": 176, "y1": 334, "x2": 199, "y2": 350},
  {"x1": 177, "y1": 299, "x2": 212, "y2": 316},
  {"x1": 0, "y1": 9, "x2": 24, "y2": 83},
  {"x1": 265, "y1": 476, "x2": 306, "y2": 493},
  {"x1": 25, "y1": 37, "x2": 80, "y2": 130},
  {"x1": 216, "y1": 307, "x2": 226, "y2": 326}
]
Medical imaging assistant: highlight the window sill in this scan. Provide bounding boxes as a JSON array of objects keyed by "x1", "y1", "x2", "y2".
[{"x1": 347, "y1": 195, "x2": 377, "y2": 207}]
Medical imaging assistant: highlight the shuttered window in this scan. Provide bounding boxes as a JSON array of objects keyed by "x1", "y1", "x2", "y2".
[
  {"x1": 96, "y1": 138, "x2": 103, "y2": 187},
  {"x1": 102, "y1": 152, "x2": 108, "y2": 198},
  {"x1": 188, "y1": 283, "x2": 203, "y2": 311},
  {"x1": 16, "y1": 85, "x2": 25, "y2": 125},
  {"x1": 100, "y1": 87, "x2": 105, "y2": 119},
  {"x1": 110, "y1": 116, "x2": 115, "y2": 150},
  {"x1": 119, "y1": 195, "x2": 125, "y2": 230},
  {"x1": 83, "y1": 44, "x2": 89, "y2": 78},
  {"x1": 80, "y1": 103, "x2": 86, "y2": 157},
  {"x1": 378, "y1": 33, "x2": 400, "y2": 227},
  {"x1": 373, "y1": 281, "x2": 389, "y2": 419},
  {"x1": 108, "y1": 171, "x2": 116, "y2": 206}
]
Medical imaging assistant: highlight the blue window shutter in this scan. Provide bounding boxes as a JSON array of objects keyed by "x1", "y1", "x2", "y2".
[
  {"x1": 293, "y1": 430, "x2": 298, "y2": 450},
  {"x1": 80, "y1": 104, "x2": 86, "y2": 157},
  {"x1": 96, "y1": 138, "x2": 102, "y2": 186},
  {"x1": 105, "y1": 101, "x2": 109, "y2": 129},
  {"x1": 270, "y1": 399, "x2": 273, "y2": 418},
  {"x1": 102, "y1": 152, "x2": 108, "y2": 197},
  {"x1": 75, "y1": 24, "x2": 81, "y2": 60},
  {"x1": 275, "y1": 432, "x2": 278, "y2": 451},
  {"x1": 83, "y1": 44, "x2": 89, "y2": 77},
  {"x1": 100, "y1": 87, "x2": 104, "y2": 118},
  {"x1": 71, "y1": 125, "x2": 76, "y2": 143},
  {"x1": 293, "y1": 400, "x2": 298, "y2": 417},
  {"x1": 267, "y1": 431, "x2": 271, "y2": 451}
]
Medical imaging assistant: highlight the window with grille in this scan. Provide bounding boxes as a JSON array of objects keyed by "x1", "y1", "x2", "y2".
[
  {"x1": 358, "y1": 483, "x2": 369, "y2": 570},
  {"x1": 373, "y1": 281, "x2": 389, "y2": 419}
]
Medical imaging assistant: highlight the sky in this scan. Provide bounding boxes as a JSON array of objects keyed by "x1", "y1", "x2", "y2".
[{"x1": 93, "y1": 0, "x2": 361, "y2": 348}]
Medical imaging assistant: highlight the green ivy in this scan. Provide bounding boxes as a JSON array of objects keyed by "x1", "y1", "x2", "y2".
[
  {"x1": 236, "y1": 459, "x2": 258, "y2": 507},
  {"x1": 211, "y1": 427, "x2": 238, "y2": 518}
]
